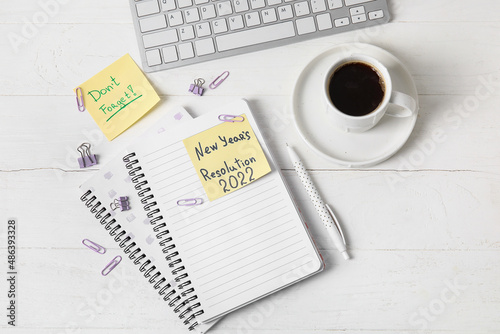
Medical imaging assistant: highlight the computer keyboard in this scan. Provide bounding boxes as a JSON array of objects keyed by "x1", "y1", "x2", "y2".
[{"x1": 129, "y1": 0, "x2": 390, "y2": 72}]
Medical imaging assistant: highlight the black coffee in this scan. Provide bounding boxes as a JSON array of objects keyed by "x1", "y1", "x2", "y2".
[{"x1": 328, "y1": 62, "x2": 385, "y2": 117}]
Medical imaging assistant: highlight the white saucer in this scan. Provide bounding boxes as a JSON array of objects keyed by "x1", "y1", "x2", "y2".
[{"x1": 291, "y1": 43, "x2": 419, "y2": 167}]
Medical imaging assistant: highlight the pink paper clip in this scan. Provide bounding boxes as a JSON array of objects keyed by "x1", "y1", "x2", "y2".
[
  {"x1": 218, "y1": 114, "x2": 245, "y2": 122},
  {"x1": 177, "y1": 198, "x2": 203, "y2": 206},
  {"x1": 82, "y1": 239, "x2": 106, "y2": 254},
  {"x1": 101, "y1": 255, "x2": 122, "y2": 276},
  {"x1": 76, "y1": 87, "x2": 85, "y2": 112},
  {"x1": 209, "y1": 71, "x2": 230, "y2": 89}
]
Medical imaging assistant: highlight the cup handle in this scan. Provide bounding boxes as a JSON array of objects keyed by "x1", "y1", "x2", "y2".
[{"x1": 386, "y1": 91, "x2": 418, "y2": 118}]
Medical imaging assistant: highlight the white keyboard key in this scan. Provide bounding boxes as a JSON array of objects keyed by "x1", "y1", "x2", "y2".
[
  {"x1": 245, "y1": 12, "x2": 261, "y2": 26},
  {"x1": 162, "y1": 45, "x2": 178, "y2": 63},
  {"x1": 316, "y1": 12, "x2": 332, "y2": 30},
  {"x1": 139, "y1": 15, "x2": 167, "y2": 32},
  {"x1": 296, "y1": 16, "x2": 316, "y2": 34},
  {"x1": 178, "y1": 42, "x2": 195, "y2": 59},
  {"x1": 250, "y1": 0, "x2": 266, "y2": 9},
  {"x1": 161, "y1": 0, "x2": 176, "y2": 11},
  {"x1": 213, "y1": 19, "x2": 228, "y2": 33},
  {"x1": 195, "y1": 38, "x2": 216, "y2": 55},
  {"x1": 195, "y1": 0, "x2": 209, "y2": 4},
  {"x1": 327, "y1": 0, "x2": 342, "y2": 9},
  {"x1": 229, "y1": 15, "x2": 244, "y2": 30},
  {"x1": 136, "y1": 1, "x2": 160, "y2": 17},
  {"x1": 167, "y1": 11, "x2": 184, "y2": 26},
  {"x1": 201, "y1": 4, "x2": 216, "y2": 19},
  {"x1": 185, "y1": 8, "x2": 200, "y2": 23},
  {"x1": 294, "y1": 1, "x2": 310, "y2": 16},
  {"x1": 145, "y1": 49, "x2": 162, "y2": 66},
  {"x1": 267, "y1": 0, "x2": 282, "y2": 5},
  {"x1": 284, "y1": 0, "x2": 294, "y2": 2},
  {"x1": 143, "y1": 29, "x2": 178, "y2": 48},
  {"x1": 217, "y1": 1, "x2": 233, "y2": 16},
  {"x1": 261, "y1": 8, "x2": 277, "y2": 23},
  {"x1": 277, "y1": 5, "x2": 293, "y2": 20},
  {"x1": 216, "y1": 21, "x2": 295, "y2": 51},
  {"x1": 234, "y1": 0, "x2": 249, "y2": 12},
  {"x1": 311, "y1": 0, "x2": 326, "y2": 13},
  {"x1": 368, "y1": 10, "x2": 384, "y2": 20},
  {"x1": 180, "y1": 25, "x2": 195, "y2": 40},
  {"x1": 349, "y1": 6, "x2": 365, "y2": 15},
  {"x1": 177, "y1": 0, "x2": 192, "y2": 8},
  {"x1": 334, "y1": 17, "x2": 349, "y2": 27},
  {"x1": 345, "y1": 0, "x2": 374, "y2": 6},
  {"x1": 195, "y1": 22, "x2": 211, "y2": 37},
  {"x1": 352, "y1": 13, "x2": 366, "y2": 23}
]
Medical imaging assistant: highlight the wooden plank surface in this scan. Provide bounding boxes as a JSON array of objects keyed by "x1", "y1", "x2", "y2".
[{"x1": 1, "y1": 0, "x2": 500, "y2": 333}]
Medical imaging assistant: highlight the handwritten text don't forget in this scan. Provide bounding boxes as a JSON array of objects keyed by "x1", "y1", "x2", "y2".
[
  {"x1": 183, "y1": 115, "x2": 271, "y2": 201},
  {"x1": 87, "y1": 76, "x2": 142, "y2": 122}
]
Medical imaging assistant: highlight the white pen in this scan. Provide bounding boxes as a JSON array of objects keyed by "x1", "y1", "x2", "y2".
[{"x1": 286, "y1": 144, "x2": 350, "y2": 260}]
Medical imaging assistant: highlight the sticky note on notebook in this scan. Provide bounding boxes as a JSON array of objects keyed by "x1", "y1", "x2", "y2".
[
  {"x1": 75, "y1": 54, "x2": 160, "y2": 140},
  {"x1": 183, "y1": 114, "x2": 271, "y2": 201}
]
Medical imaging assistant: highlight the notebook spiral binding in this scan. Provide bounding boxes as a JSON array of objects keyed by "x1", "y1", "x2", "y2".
[
  {"x1": 122, "y1": 152, "x2": 204, "y2": 329},
  {"x1": 80, "y1": 160, "x2": 203, "y2": 330}
]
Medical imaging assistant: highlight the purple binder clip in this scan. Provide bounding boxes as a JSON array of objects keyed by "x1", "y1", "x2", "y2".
[
  {"x1": 77, "y1": 143, "x2": 97, "y2": 168},
  {"x1": 110, "y1": 196, "x2": 130, "y2": 211},
  {"x1": 188, "y1": 78, "x2": 205, "y2": 96}
]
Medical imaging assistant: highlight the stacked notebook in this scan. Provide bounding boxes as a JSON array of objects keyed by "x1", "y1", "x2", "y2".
[{"x1": 79, "y1": 100, "x2": 324, "y2": 332}]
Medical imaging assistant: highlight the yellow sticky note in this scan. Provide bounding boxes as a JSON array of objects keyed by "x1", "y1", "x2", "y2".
[
  {"x1": 75, "y1": 54, "x2": 160, "y2": 140},
  {"x1": 183, "y1": 114, "x2": 271, "y2": 201}
]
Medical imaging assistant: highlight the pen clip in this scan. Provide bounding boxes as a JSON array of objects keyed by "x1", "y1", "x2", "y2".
[{"x1": 325, "y1": 204, "x2": 346, "y2": 246}]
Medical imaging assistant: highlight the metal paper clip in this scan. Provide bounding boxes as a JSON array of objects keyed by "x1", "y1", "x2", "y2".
[
  {"x1": 209, "y1": 71, "x2": 230, "y2": 89},
  {"x1": 76, "y1": 87, "x2": 85, "y2": 112},
  {"x1": 177, "y1": 198, "x2": 203, "y2": 206},
  {"x1": 218, "y1": 114, "x2": 245, "y2": 122},
  {"x1": 77, "y1": 143, "x2": 97, "y2": 168},
  {"x1": 110, "y1": 196, "x2": 130, "y2": 211},
  {"x1": 82, "y1": 239, "x2": 106, "y2": 254},
  {"x1": 101, "y1": 255, "x2": 122, "y2": 276},
  {"x1": 188, "y1": 78, "x2": 205, "y2": 96}
]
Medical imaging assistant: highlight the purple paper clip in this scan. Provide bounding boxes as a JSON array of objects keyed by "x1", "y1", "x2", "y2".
[
  {"x1": 188, "y1": 78, "x2": 205, "y2": 96},
  {"x1": 77, "y1": 143, "x2": 97, "y2": 168},
  {"x1": 101, "y1": 255, "x2": 122, "y2": 276},
  {"x1": 76, "y1": 87, "x2": 85, "y2": 112},
  {"x1": 177, "y1": 198, "x2": 203, "y2": 206},
  {"x1": 209, "y1": 71, "x2": 230, "y2": 89},
  {"x1": 82, "y1": 239, "x2": 106, "y2": 254},
  {"x1": 218, "y1": 114, "x2": 245, "y2": 122}
]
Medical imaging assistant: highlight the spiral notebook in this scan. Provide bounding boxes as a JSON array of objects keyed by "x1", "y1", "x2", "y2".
[{"x1": 80, "y1": 100, "x2": 324, "y2": 331}]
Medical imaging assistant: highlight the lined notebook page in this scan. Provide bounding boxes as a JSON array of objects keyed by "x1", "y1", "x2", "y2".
[{"x1": 131, "y1": 101, "x2": 323, "y2": 323}]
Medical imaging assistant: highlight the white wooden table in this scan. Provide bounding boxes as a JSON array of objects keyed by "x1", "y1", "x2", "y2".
[{"x1": 1, "y1": 0, "x2": 500, "y2": 333}]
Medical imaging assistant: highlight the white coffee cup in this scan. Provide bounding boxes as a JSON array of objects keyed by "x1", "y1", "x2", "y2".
[{"x1": 324, "y1": 54, "x2": 417, "y2": 133}]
